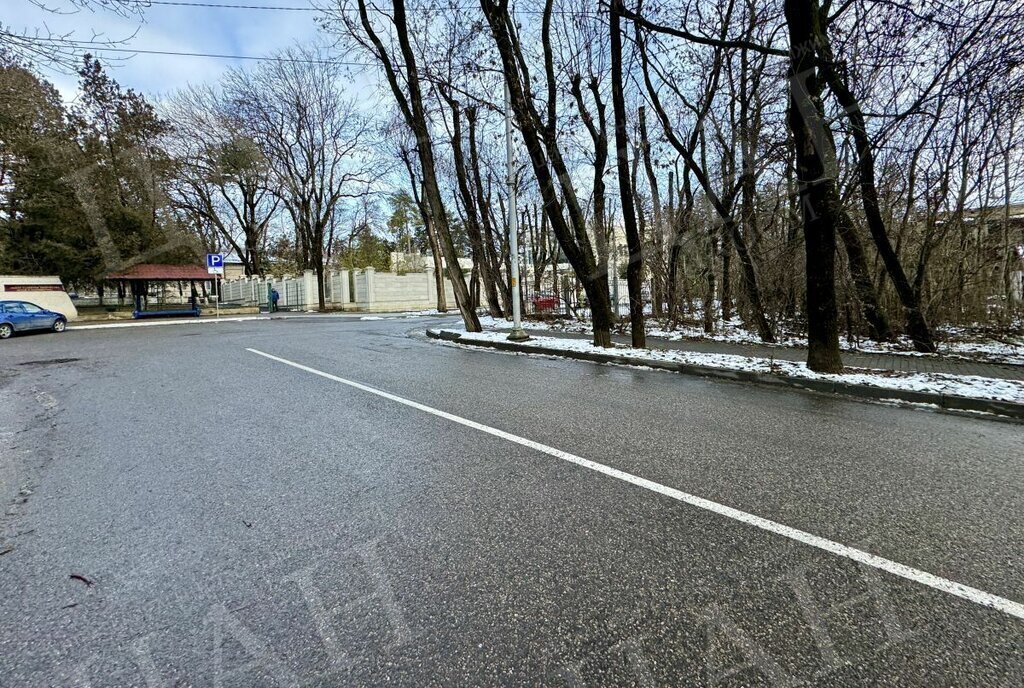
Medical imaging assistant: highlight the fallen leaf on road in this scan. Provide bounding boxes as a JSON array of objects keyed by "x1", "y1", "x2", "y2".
[
  {"x1": 242, "y1": 519, "x2": 253, "y2": 528},
  {"x1": 69, "y1": 574, "x2": 94, "y2": 587}
]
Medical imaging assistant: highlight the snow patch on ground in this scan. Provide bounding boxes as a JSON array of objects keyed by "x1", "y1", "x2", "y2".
[
  {"x1": 398, "y1": 309, "x2": 442, "y2": 317},
  {"x1": 358, "y1": 310, "x2": 445, "y2": 321},
  {"x1": 443, "y1": 328, "x2": 1024, "y2": 404},
  {"x1": 483, "y1": 315, "x2": 1024, "y2": 366},
  {"x1": 478, "y1": 315, "x2": 558, "y2": 331}
]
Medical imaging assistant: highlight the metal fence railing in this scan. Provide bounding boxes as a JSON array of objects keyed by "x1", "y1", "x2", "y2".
[{"x1": 521, "y1": 275, "x2": 633, "y2": 319}]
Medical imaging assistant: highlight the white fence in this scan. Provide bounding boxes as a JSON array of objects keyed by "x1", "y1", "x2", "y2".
[{"x1": 219, "y1": 268, "x2": 457, "y2": 312}]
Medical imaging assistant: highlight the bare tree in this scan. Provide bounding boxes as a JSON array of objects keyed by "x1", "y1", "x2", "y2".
[
  {"x1": 438, "y1": 89, "x2": 504, "y2": 317},
  {"x1": 227, "y1": 45, "x2": 376, "y2": 310},
  {"x1": 326, "y1": 0, "x2": 481, "y2": 331},
  {"x1": 609, "y1": 0, "x2": 645, "y2": 346},
  {"x1": 1, "y1": 0, "x2": 143, "y2": 71},
  {"x1": 164, "y1": 85, "x2": 280, "y2": 276},
  {"x1": 396, "y1": 140, "x2": 448, "y2": 312},
  {"x1": 479, "y1": 0, "x2": 615, "y2": 347},
  {"x1": 635, "y1": 10, "x2": 777, "y2": 344}
]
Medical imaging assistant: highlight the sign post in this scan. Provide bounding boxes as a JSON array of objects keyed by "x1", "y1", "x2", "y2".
[{"x1": 206, "y1": 254, "x2": 224, "y2": 318}]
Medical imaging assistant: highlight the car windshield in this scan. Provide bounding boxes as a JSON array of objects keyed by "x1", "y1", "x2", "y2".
[{"x1": 19, "y1": 302, "x2": 41, "y2": 313}]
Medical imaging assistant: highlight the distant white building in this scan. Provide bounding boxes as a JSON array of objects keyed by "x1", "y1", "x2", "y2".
[{"x1": 1, "y1": 275, "x2": 78, "y2": 319}]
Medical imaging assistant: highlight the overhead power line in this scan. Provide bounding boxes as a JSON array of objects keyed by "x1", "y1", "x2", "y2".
[
  {"x1": 61, "y1": 42, "x2": 376, "y2": 65},
  {"x1": 16, "y1": 3, "x2": 611, "y2": 67},
  {"x1": 143, "y1": 0, "x2": 601, "y2": 15},
  {"x1": 145, "y1": 1, "x2": 317, "y2": 9}
]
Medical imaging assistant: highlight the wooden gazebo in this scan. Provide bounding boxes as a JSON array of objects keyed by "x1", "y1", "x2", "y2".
[{"x1": 106, "y1": 263, "x2": 212, "y2": 318}]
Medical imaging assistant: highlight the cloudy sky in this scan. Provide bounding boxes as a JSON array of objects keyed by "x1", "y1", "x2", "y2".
[{"x1": 13, "y1": 0, "x2": 327, "y2": 100}]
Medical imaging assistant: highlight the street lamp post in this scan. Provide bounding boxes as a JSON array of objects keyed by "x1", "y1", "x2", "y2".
[{"x1": 505, "y1": 80, "x2": 529, "y2": 342}]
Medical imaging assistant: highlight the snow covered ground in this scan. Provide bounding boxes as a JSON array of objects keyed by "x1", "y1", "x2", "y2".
[
  {"x1": 359, "y1": 309, "x2": 444, "y2": 321},
  {"x1": 478, "y1": 315, "x2": 1024, "y2": 366},
  {"x1": 442, "y1": 328, "x2": 1024, "y2": 404}
]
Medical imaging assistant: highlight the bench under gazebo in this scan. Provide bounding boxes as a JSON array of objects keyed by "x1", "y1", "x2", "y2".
[{"x1": 106, "y1": 264, "x2": 213, "y2": 319}]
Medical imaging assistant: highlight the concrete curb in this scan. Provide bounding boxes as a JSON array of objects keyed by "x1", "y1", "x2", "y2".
[
  {"x1": 427, "y1": 329, "x2": 1024, "y2": 421},
  {"x1": 269, "y1": 312, "x2": 458, "y2": 320}
]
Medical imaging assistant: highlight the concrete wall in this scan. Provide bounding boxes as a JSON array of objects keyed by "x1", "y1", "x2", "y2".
[
  {"x1": 219, "y1": 268, "x2": 458, "y2": 312},
  {"x1": 0, "y1": 275, "x2": 78, "y2": 319}
]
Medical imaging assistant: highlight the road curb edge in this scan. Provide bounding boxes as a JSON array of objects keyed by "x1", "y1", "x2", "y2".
[{"x1": 425, "y1": 329, "x2": 1024, "y2": 421}]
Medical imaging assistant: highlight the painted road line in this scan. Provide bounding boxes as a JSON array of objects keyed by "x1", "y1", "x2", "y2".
[
  {"x1": 246, "y1": 346, "x2": 1024, "y2": 623},
  {"x1": 71, "y1": 316, "x2": 270, "y2": 330}
]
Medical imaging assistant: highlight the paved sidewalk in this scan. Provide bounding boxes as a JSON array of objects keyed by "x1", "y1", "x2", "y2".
[{"x1": 505, "y1": 327, "x2": 1024, "y2": 382}]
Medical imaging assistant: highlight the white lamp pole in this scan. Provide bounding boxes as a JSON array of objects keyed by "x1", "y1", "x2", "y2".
[{"x1": 505, "y1": 80, "x2": 529, "y2": 341}]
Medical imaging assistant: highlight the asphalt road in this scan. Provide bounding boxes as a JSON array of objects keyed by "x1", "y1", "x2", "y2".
[{"x1": 0, "y1": 315, "x2": 1022, "y2": 686}]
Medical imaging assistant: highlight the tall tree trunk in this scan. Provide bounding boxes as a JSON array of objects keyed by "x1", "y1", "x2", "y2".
[
  {"x1": 720, "y1": 227, "x2": 732, "y2": 322},
  {"x1": 569, "y1": 74, "x2": 610, "y2": 289},
  {"x1": 610, "y1": 0, "x2": 646, "y2": 347},
  {"x1": 468, "y1": 111, "x2": 512, "y2": 315},
  {"x1": 400, "y1": 149, "x2": 446, "y2": 312},
  {"x1": 446, "y1": 99, "x2": 503, "y2": 318},
  {"x1": 639, "y1": 107, "x2": 664, "y2": 317},
  {"x1": 785, "y1": 0, "x2": 842, "y2": 372},
  {"x1": 704, "y1": 231, "x2": 716, "y2": 333},
  {"x1": 245, "y1": 221, "x2": 261, "y2": 277},
  {"x1": 418, "y1": 187, "x2": 447, "y2": 313},
  {"x1": 427, "y1": 221, "x2": 447, "y2": 313},
  {"x1": 310, "y1": 224, "x2": 327, "y2": 310},
  {"x1": 492, "y1": 186, "x2": 515, "y2": 315},
  {"x1": 1002, "y1": 129, "x2": 1016, "y2": 317}
]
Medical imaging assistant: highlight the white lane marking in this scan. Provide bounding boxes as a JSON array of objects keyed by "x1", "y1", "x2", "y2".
[
  {"x1": 71, "y1": 316, "x2": 269, "y2": 330},
  {"x1": 246, "y1": 347, "x2": 1024, "y2": 623}
]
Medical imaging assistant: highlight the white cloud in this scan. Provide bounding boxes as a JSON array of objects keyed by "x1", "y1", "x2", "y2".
[{"x1": 10, "y1": 0, "x2": 325, "y2": 100}]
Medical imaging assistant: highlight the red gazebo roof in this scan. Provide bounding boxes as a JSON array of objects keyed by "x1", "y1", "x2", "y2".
[{"x1": 106, "y1": 264, "x2": 211, "y2": 281}]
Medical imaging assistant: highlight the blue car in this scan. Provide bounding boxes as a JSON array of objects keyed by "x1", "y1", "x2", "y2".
[{"x1": 0, "y1": 300, "x2": 68, "y2": 339}]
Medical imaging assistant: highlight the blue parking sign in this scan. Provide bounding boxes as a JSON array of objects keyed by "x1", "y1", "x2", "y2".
[{"x1": 206, "y1": 254, "x2": 224, "y2": 269}]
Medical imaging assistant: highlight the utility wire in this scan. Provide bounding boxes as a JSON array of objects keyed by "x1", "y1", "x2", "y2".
[
  {"x1": 18, "y1": 3, "x2": 609, "y2": 66},
  {"x1": 145, "y1": 1, "x2": 317, "y2": 9},
  {"x1": 58, "y1": 41, "x2": 377, "y2": 65},
  {"x1": 143, "y1": 0, "x2": 602, "y2": 15}
]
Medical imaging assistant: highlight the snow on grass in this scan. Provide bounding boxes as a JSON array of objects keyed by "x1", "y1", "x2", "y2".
[
  {"x1": 485, "y1": 314, "x2": 1024, "y2": 365},
  {"x1": 940, "y1": 338, "x2": 1024, "y2": 365},
  {"x1": 478, "y1": 315, "x2": 558, "y2": 331},
  {"x1": 484, "y1": 314, "x2": 805, "y2": 346},
  {"x1": 839, "y1": 330, "x2": 1024, "y2": 365},
  {"x1": 442, "y1": 328, "x2": 1024, "y2": 404}
]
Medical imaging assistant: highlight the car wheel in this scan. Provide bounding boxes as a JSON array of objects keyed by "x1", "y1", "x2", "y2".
[
  {"x1": 0, "y1": 323, "x2": 12, "y2": 339},
  {"x1": 52, "y1": 318, "x2": 66, "y2": 333}
]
